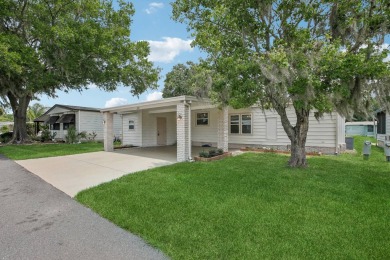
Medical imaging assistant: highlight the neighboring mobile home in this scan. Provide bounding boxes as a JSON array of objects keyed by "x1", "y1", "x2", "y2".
[
  {"x1": 101, "y1": 96, "x2": 346, "y2": 162},
  {"x1": 376, "y1": 110, "x2": 389, "y2": 147},
  {"x1": 34, "y1": 104, "x2": 121, "y2": 141},
  {"x1": 345, "y1": 121, "x2": 376, "y2": 137}
]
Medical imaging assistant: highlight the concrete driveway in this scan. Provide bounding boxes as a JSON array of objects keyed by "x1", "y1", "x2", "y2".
[
  {"x1": 16, "y1": 151, "x2": 174, "y2": 197},
  {"x1": 0, "y1": 155, "x2": 167, "y2": 260}
]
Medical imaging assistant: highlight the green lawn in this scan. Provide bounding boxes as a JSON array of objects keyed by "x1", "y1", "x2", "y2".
[
  {"x1": 76, "y1": 137, "x2": 390, "y2": 259},
  {"x1": 0, "y1": 142, "x2": 103, "y2": 160}
]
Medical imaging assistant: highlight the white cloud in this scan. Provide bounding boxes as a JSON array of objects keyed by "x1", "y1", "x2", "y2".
[
  {"x1": 148, "y1": 37, "x2": 193, "y2": 63},
  {"x1": 145, "y1": 2, "x2": 164, "y2": 14},
  {"x1": 105, "y1": 98, "x2": 128, "y2": 108},
  {"x1": 146, "y1": 91, "x2": 163, "y2": 101},
  {"x1": 87, "y1": 83, "x2": 98, "y2": 89}
]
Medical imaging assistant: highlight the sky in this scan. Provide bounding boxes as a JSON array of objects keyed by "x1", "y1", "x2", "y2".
[
  {"x1": 33, "y1": 1, "x2": 204, "y2": 109},
  {"x1": 32, "y1": 1, "x2": 389, "y2": 110}
]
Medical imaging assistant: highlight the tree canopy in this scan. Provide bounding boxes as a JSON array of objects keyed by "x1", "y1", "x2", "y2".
[
  {"x1": 0, "y1": 0, "x2": 159, "y2": 142},
  {"x1": 163, "y1": 61, "x2": 211, "y2": 98},
  {"x1": 172, "y1": 0, "x2": 390, "y2": 167},
  {"x1": 27, "y1": 103, "x2": 46, "y2": 122}
]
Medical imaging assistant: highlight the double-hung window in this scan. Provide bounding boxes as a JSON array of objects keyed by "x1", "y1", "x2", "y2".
[
  {"x1": 230, "y1": 114, "x2": 252, "y2": 134},
  {"x1": 196, "y1": 112, "x2": 209, "y2": 126}
]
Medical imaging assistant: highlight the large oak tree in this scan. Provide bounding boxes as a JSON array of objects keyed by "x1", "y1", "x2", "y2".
[
  {"x1": 0, "y1": 0, "x2": 159, "y2": 143},
  {"x1": 172, "y1": 0, "x2": 390, "y2": 167}
]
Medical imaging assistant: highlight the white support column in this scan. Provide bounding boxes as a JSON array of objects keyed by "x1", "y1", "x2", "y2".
[
  {"x1": 103, "y1": 112, "x2": 114, "y2": 152},
  {"x1": 177, "y1": 103, "x2": 190, "y2": 162},
  {"x1": 217, "y1": 106, "x2": 229, "y2": 152}
]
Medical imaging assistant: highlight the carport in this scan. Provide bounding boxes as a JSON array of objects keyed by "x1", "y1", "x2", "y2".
[{"x1": 101, "y1": 96, "x2": 229, "y2": 162}]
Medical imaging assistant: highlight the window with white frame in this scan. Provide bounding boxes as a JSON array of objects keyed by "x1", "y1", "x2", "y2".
[
  {"x1": 128, "y1": 120, "x2": 135, "y2": 130},
  {"x1": 196, "y1": 112, "x2": 209, "y2": 126},
  {"x1": 230, "y1": 114, "x2": 252, "y2": 134}
]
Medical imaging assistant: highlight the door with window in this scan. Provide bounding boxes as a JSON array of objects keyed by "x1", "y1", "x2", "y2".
[{"x1": 157, "y1": 117, "x2": 167, "y2": 145}]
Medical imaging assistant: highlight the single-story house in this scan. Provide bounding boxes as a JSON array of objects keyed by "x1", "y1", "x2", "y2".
[
  {"x1": 101, "y1": 96, "x2": 346, "y2": 162},
  {"x1": 376, "y1": 110, "x2": 389, "y2": 147},
  {"x1": 345, "y1": 121, "x2": 376, "y2": 137},
  {"x1": 34, "y1": 104, "x2": 121, "y2": 141}
]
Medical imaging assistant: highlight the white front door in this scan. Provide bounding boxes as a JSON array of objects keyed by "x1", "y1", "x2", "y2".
[{"x1": 157, "y1": 117, "x2": 167, "y2": 145}]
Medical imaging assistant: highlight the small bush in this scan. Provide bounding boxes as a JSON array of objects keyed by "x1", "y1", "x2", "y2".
[
  {"x1": 208, "y1": 149, "x2": 217, "y2": 157},
  {"x1": 26, "y1": 122, "x2": 34, "y2": 136},
  {"x1": 50, "y1": 131, "x2": 57, "y2": 140},
  {"x1": 0, "y1": 125, "x2": 9, "y2": 133},
  {"x1": 217, "y1": 148, "x2": 224, "y2": 155},
  {"x1": 88, "y1": 131, "x2": 97, "y2": 141},
  {"x1": 78, "y1": 131, "x2": 87, "y2": 141},
  {"x1": 40, "y1": 125, "x2": 51, "y2": 142},
  {"x1": 0, "y1": 132, "x2": 13, "y2": 143},
  {"x1": 65, "y1": 126, "x2": 77, "y2": 143},
  {"x1": 113, "y1": 136, "x2": 121, "y2": 145},
  {"x1": 199, "y1": 151, "x2": 209, "y2": 158}
]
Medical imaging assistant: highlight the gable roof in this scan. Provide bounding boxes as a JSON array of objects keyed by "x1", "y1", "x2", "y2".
[{"x1": 34, "y1": 104, "x2": 100, "y2": 122}]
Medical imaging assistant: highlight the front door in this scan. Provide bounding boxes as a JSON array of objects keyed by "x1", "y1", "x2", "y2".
[{"x1": 157, "y1": 117, "x2": 167, "y2": 145}]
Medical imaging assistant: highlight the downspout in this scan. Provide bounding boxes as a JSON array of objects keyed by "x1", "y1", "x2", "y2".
[
  {"x1": 78, "y1": 110, "x2": 81, "y2": 133},
  {"x1": 184, "y1": 101, "x2": 192, "y2": 161},
  {"x1": 335, "y1": 113, "x2": 338, "y2": 154}
]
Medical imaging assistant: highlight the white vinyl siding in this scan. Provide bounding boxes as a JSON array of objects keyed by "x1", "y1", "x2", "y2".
[
  {"x1": 191, "y1": 109, "x2": 218, "y2": 143},
  {"x1": 78, "y1": 111, "x2": 121, "y2": 141},
  {"x1": 141, "y1": 111, "x2": 176, "y2": 147},
  {"x1": 191, "y1": 107, "x2": 340, "y2": 148},
  {"x1": 122, "y1": 112, "x2": 142, "y2": 146},
  {"x1": 266, "y1": 117, "x2": 277, "y2": 140}
]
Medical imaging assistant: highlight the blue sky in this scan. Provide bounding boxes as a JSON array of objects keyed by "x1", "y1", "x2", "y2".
[
  {"x1": 33, "y1": 2, "x2": 389, "y2": 109},
  {"x1": 33, "y1": 1, "x2": 204, "y2": 109}
]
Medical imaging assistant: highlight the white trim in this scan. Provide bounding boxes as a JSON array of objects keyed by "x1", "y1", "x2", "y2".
[
  {"x1": 195, "y1": 111, "x2": 210, "y2": 126},
  {"x1": 101, "y1": 95, "x2": 203, "y2": 113},
  {"x1": 229, "y1": 113, "x2": 253, "y2": 135}
]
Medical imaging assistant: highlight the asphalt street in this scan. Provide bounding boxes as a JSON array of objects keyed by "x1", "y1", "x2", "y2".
[{"x1": 0, "y1": 155, "x2": 167, "y2": 260}]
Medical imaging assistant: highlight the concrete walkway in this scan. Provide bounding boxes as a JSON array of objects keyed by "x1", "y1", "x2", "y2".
[
  {"x1": 16, "y1": 151, "x2": 174, "y2": 197},
  {"x1": 0, "y1": 155, "x2": 167, "y2": 260}
]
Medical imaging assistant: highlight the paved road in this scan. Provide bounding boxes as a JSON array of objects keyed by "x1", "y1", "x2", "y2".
[{"x1": 0, "y1": 155, "x2": 167, "y2": 260}]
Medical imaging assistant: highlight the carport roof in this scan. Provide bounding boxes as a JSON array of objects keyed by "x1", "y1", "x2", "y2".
[{"x1": 100, "y1": 95, "x2": 212, "y2": 114}]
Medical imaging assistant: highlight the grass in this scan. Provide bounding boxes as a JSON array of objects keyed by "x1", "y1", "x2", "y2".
[
  {"x1": 0, "y1": 142, "x2": 103, "y2": 160},
  {"x1": 76, "y1": 136, "x2": 390, "y2": 259}
]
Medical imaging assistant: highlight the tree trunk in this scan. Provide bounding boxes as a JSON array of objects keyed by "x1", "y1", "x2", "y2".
[
  {"x1": 288, "y1": 123, "x2": 309, "y2": 167},
  {"x1": 7, "y1": 92, "x2": 32, "y2": 144},
  {"x1": 273, "y1": 103, "x2": 310, "y2": 167}
]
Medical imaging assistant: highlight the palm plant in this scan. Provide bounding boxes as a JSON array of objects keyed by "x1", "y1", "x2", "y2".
[{"x1": 27, "y1": 103, "x2": 46, "y2": 122}]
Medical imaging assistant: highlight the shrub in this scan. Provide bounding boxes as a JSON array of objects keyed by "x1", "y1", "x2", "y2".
[
  {"x1": 1, "y1": 125, "x2": 9, "y2": 133},
  {"x1": 217, "y1": 148, "x2": 224, "y2": 155},
  {"x1": 78, "y1": 131, "x2": 87, "y2": 141},
  {"x1": 50, "y1": 131, "x2": 57, "y2": 140},
  {"x1": 113, "y1": 136, "x2": 121, "y2": 145},
  {"x1": 208, "y1": 149, "x2": 217, "y2": 157},
  {"x1": 199, "y1": 151, "x2": 209, "y2": 158},
  {"x1": 26, "y1": 122, "x2": 34, "y2": 136},
  {"x1": 40, "y1": 125, "x2": 51, "y2": 142},
  {"x1": 88, "y1": 131, "x2": 97, "y2": 141},
  {"x1": 0, "y1": 132, "x2": 13, "y2": 143},
  {"x1": 65, "y1": 126, "x2": 77, "y2": 143}
]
